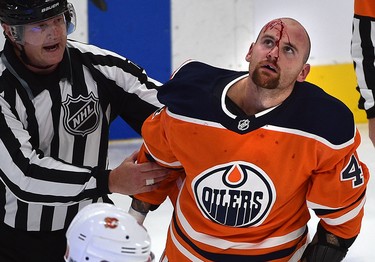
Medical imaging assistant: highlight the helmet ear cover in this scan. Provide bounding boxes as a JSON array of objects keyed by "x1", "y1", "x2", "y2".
[
  {"x1": 8, "y1": 24, "x2": 23, "y2": 42},
  {"x1": 64, "y1": 2, "x2": 76, "y2": 34}
]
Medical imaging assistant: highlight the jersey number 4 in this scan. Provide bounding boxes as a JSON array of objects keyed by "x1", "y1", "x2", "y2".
[{"x1": 341, "y1": 154, "x2": 364, "y2": 188}]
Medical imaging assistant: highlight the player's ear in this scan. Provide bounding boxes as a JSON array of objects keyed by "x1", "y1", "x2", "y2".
[
  {"x1": 245, "y1": 43, "x2": 254, "y2": 62},
  {"x1": 297, "y1": 63, "x2": 310, "y2": 82}
]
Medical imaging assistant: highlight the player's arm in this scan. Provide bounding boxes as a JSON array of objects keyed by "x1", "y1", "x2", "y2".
[
  {"x1": 128, "y1": 107, "x2": 184, "y2": 224},
  {"x1": 128, "y1": 165, "x2": 184, "y2": 225},
  {"x1": 301, "y1": 223, "x2": 356, "y2": 262},
  {"x1": 304, "y1": 129, "x2": 369, "y2": 261},
  {"x1": 129, "y1": 198, "x2": 154, "y2": 224}
]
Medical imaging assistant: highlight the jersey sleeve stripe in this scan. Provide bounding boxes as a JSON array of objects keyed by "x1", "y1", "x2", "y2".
[
  {"x1": 262, "y1": 124, "x2": 356, "y2": 148},
  {"x1": 321, "y1": 197, "x2": 366, "y2": 226},
  {"x1": 143, "y1": 141, "x2": 182, "y2": 168},
  {"x1": 166, "y1": 108, "x2": 225, "y2": 129}
]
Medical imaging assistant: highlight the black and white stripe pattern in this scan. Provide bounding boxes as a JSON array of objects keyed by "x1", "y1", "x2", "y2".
[
  {"x1": 0, "y1": 39, "x2": 162, "y2": 231},
  {"x1": 352, "y1": 14, "x2": 375, "y2": 117}
]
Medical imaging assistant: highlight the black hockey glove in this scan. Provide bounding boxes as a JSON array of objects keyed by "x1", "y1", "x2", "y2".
[
  {"x1": 302, "y1": 223, "x2": 356, "y2": 262},
  {"x1": 303, "y1": 242, "x2": 347, "y2": 262}
]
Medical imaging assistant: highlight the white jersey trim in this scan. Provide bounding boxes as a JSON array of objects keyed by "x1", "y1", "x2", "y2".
[
  {"x1": 166, "y1": 108, "x2": 356, "y2": 149},
  {"x1": 322, "y1": 197, "x2": 366, "y2": 226},
  {"x1": 262, "y1": 125, "x2": 356, "y2": 149},
  {"x1": 143, "y1": 141, "x2": 182, "y2": 168}
]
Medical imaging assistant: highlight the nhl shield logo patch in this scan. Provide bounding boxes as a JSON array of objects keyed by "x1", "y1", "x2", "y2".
[
  {"x1": 62, "y1": 93, "x2": 100, "y2": 136},
  {"x1": 238, "y1": 119, "x2": 250, "y2": 131}
]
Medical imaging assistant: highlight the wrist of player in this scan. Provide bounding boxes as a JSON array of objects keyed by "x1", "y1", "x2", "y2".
[{"x1": 128, "y1": 206, "x2": 148, "y2": 224}]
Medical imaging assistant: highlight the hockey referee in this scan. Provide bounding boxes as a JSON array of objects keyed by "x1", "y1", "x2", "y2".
[{"x1": 0, "y1": 0, "x2": 169, "y2": 261}]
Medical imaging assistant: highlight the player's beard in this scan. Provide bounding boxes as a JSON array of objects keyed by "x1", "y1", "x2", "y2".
[{"x1": 251, "y1": 66, "x2": 280, "y2": 90}]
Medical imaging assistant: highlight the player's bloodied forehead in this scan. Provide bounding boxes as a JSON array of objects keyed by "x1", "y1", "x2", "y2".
[{"x1": 259, "y1": 18, "x2": 311, "y2": 62}]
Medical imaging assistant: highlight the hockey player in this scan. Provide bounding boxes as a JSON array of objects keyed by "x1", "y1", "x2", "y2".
[
  {"x1": 129, "y1": 17, "x2": 369, "y2": 261},
  {"x1": 351, "y1": 0, "x2": 375, "y2": 146},
  {"x1": 65, "y1": 203, "x2": 154, "y2": 262},
  {"x1": 0, "y1": 0, "x2": 169, "y2": 261}
]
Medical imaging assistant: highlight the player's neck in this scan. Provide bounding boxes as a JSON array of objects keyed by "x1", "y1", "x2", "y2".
[{"x1": 227, "y1": 77, "x2": 286, "y2": 116}]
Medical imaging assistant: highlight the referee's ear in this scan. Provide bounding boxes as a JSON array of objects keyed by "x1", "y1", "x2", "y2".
[{"x1": 1, "y1": 23, "x2": 13, "y2": 41}]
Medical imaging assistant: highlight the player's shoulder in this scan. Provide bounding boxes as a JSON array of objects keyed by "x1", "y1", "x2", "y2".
[
  {"x1": 158, "y1": 60, "x2": 244, "y2": 115},
  {"x1": 159, "y1": 60, "x2": 243, "y2": 99},
  {"x1": 285, "y1": 81, "x2": 356, "y2": 144},
  {"x1": 294, "y1": 81, "x2": 352, "y2": 116},
  {"x1": 170, "y1": 60, "x2": 231, "y2": 80}
]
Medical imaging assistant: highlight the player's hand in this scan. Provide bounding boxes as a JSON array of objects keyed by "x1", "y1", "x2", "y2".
[{"x1": 108, "y1": 150, "x2": 170, "y2": 195}]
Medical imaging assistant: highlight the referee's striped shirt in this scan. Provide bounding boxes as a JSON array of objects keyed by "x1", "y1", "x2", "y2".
[
  {"x1": 352, "y1": 14, "x2": 375, "y2": 118},
  {"x1": 0, "y1": 39, "x2": 163, "y2": 231}
]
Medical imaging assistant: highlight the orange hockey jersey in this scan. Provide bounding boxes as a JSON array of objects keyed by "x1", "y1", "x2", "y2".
[
  {"x1": 135, "y1": 61, "x2": 369, "y2": 262},
  {"x1": 354, "y1": 0, "x2": 375, "y2": 17}
]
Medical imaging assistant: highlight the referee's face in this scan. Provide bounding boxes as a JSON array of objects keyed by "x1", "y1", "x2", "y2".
[{"x1": 4, "y1": 15, "x2": 68, "y2": 73}]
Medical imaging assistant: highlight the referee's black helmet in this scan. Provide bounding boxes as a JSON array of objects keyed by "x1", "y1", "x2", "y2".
[{"x1": 0, "y1": 0, "x2": 72, "y2": 25}]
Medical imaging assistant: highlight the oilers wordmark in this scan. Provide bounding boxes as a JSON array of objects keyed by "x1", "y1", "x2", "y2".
[{"x1": 202, "y1": 187, "x2": 263, "y2": 226}]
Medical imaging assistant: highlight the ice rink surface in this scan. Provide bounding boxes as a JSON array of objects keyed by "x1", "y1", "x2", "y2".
[{"x1": 108, "y1": 123, "x2": 375, "y2": 261}]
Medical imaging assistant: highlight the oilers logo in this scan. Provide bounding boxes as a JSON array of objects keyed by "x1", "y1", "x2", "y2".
[{"x1": 192, "y1": 161, "x2": 276, "y2": 227}]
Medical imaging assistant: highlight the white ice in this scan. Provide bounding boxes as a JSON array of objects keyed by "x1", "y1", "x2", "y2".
[{"x1": 109, "y1": 123, "x2": 375, "y2": 261}]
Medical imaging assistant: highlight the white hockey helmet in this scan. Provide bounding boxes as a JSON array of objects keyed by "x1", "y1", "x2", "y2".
[{"x1": 65, "y1": 203, "x2": 153, "y2": 262}]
